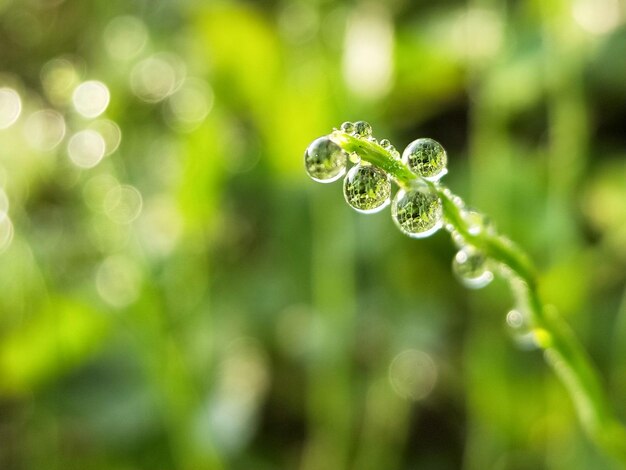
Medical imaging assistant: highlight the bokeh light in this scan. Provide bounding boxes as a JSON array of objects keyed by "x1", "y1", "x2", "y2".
[
  {"x1": 96, "y1": 255, "x2": 142, "y2": 308},
  {"x1": 103, "y1": 184, "x2": 143, "y2": 224},
  {"x1": 0, "y1": 87, "x2": 22, "y2": 129},
  {"x1": 130, "y1": 53, "x2": 186, "y2": 103},
  {"x1": 572, "y1": 0, "x2": 622, "y2": 35},
  {"x1": 343, "y1": 5, "x2": 393, "y2": 99},
  {"x1": 41, "y1": 57, "x2": 81, "y2": 106},
  {"x1": 0, "y1": 188, "x2": 8, "y2": 221},
  {"x1": 23, "y1": 109, "x2": 66, "y2": 151},
  {"x1": 88, "y1": 119, "x2": 121, "y2": 155},
  {"x1": 72, "y1": 80, "x2": 110, "y2": 118},
  {"x1": 388, "y1": 349, "x2": 437, "y2": 401},
  {"x1": 103, "y1": 15, "x2": 148, "y2": 60},
  {"x1": 165, "y1": 78, "x2": 214, "y2": 131},
  {"x1": 67, "y1": 129, "x2": 105, "y2": 168}
]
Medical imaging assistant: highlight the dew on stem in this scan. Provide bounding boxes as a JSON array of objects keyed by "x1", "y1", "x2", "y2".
[
  {"x1": 391, "y1": 185, "x2": 443, "y2": 238},
  {"x1": 304, "y1": 136, "x2": 348, "y2": 183},
  {"x1": 353, "y1": 120, "x2": 372, "y2": 138},
  {"x1": 452, "y1": 245, "x2": 494, "y2": 289},
  {"x1": 402, "y1": 138, "x2": 447, "y2": 181},
  {"x1": 343, "y1": 163, "x2": 391, "y2": 214}
]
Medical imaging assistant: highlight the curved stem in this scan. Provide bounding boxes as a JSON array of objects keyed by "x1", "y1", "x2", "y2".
[{"x1": 330, "y1": 131, "x2": 626, "y2": 464}]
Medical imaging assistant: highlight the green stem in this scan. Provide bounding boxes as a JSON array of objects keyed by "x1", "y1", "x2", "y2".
[{"x1": 330, "y1": 131, "x2": 626, "y2": 465}]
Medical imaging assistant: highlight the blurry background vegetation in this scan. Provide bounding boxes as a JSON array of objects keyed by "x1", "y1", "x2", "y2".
[{"x1": 0, "y1": 0, "x2": 625, "y2": 469}]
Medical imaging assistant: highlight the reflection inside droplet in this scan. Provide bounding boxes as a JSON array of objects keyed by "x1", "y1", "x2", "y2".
[
  {"x1": 72, "y1": 80, "x2": 110, "y2": 118},
  {"x1": 68, "y1": 129, "x2": 105, "y2": 168},
  {"x1": 104, "y1": 184, "x2": 143, "y2": 224},
  {"x1": 388, "y1": 349, "x2": 437, "y2": 401},
  {"x1": 24, "y1": 109, "x2": 66, "y2": 151},
  {"x1": 0, "y1": 88, "x2": 22, "y2": 129}
]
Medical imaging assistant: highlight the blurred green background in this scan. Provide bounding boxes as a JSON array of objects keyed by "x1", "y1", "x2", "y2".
[{"x1": 1, "y1": 0, "x2": 626, "y2": 469}]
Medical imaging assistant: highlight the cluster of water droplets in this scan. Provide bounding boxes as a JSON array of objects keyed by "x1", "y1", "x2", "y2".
[{"x1": 304, "y1": 121, "x2": 448, "y2": 237}]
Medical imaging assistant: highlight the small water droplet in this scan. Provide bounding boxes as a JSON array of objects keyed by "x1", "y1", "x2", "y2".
[
  {"x1": 367, "y1": 136, "x2": 377, "y2": 144},
  {"x1": 402, "y1": 138, "x2": 448, "y2": 181},
  {"x1": 340, "y1": 121, "x2": 354, "y2": 133},
  {"x1": 449, "y1": 229, "x2": 466, "y2": 248},
  {"x1": 353, "y1": 120, "x2": 372, "y2": 138},
  {"x1": 462, "y1": 209, "x2": 495, "y2": 236},
  {"x1": 304, "y1": 136, "x2": 347, "y2": 183},
  {"x1": 379, "y1": 138, "x2": 400, "y2": 159},
  {"x1": 343, "y1": 163, "x2": 391, "y2": 214},
  {"x1": 452, "y1": 246, "x2": 493, "y2": 289},
  {"x1": 506, "y1": 309, "x2": 525, "y2": 329},
  {"x1": 391, "y1": 184, "x2": 443, "y2": 238}
]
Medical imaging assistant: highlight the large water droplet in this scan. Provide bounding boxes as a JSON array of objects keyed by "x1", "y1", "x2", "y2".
[
  {"x1": 304, "y1": 136, "x2": 347, "y2": 183},
  {"x1": 402, "y1": 138, "x2": 447, "y2": 181},
  {"x1": 353, "y1": 120, "x2": 372, "y2": 138},
  {"x1": 391, "y1": 184, "x2": 443, "y2": 238},
  {"x1": 452, "y1": 246, "x2": 493, "y2": 289},
  {"x1": 343, "y1": 163, "x2": 391, "y2": 214}
]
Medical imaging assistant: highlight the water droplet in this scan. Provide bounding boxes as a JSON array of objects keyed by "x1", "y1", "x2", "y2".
[
  {"x1": 343, "y1": 163, "x2": 391, "y2": 214},
  {"x1": 402, "y1": 138, "x2": 447, "y2": 181},
  {"x1": 379, "y1": 139, "x2": 399, "y2": 158},
  {"x1": 340, "y1": 121, "x2": 354, "y2": 133},
  {"x1": 506, "y1": 309, "x2": 525, "y2": 329},
  {"x1": 353, "y1": 120, "x2": 372, "y2": 138},
  {"x1": 304, "y1": 136, "x2": 347, "y2": 183},
  {"x1": 452, "y1": 246, "x2": 493, "y2": 289},
  {"x1": 462, "y1": 209, "x2": 495, "y2": 236},
  {"x1": 391, "y1": 184, "x2": 443, "y2": 238}
]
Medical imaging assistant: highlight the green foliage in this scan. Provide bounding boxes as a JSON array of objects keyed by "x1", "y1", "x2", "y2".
[{"x1": 0, "y1": 1, "x2": 625, "y2": 469}]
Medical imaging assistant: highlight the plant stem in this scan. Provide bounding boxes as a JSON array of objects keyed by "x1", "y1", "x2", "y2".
[{"x1": 330, "y1": 131, "x2": 626, "y2": 465}]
